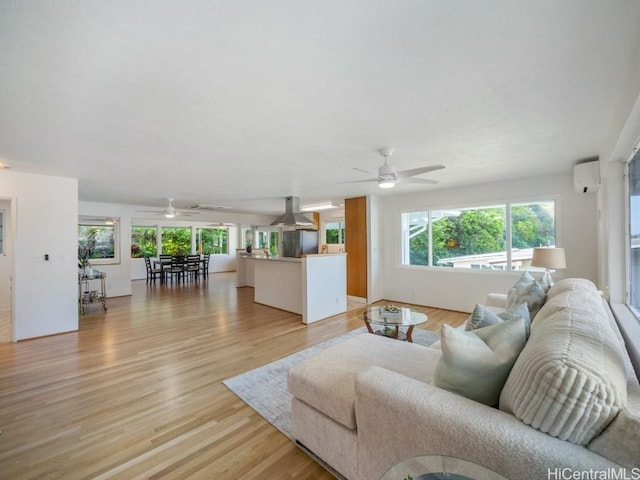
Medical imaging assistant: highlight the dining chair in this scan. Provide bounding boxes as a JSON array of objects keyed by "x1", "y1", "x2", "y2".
[
  {"x1": 165, "y1": 255, "x2": 186, "y2": 284},
  {"x1": 144, "y1": 257, "x2": 164, "y2": 284},
  {"x1": 200, "y1": 253, "x2": 211, "y2": 279},
  {"x1": 186, "y1": 255, "x2": 201, "y2": 281}
]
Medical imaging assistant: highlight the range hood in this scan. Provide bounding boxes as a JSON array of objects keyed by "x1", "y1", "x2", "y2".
[{"x1": 270, "y1": 196, "x2": 315, "y2": 227}]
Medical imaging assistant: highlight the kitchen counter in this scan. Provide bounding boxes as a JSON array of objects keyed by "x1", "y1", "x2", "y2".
[
  {"x1": 240, "y1": 255, "x2": 302, "y2": 263},
  {"x1": 236, "y1": 252, "x2": 347, "y2": 324}
]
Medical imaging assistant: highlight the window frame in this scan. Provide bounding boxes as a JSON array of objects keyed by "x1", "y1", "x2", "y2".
[
  {"x1": 625, "y1": 146, "x2": 640, "y2": 318},
  {"x1": 160, "y1": 226, "x2": 193, "y2": 255},
  {"x1": 195, "y1": 227, "x2": 229, "y2": 255},
  {"x1": 0, "y1": 210, "x2": 4, "y2": 255},
  {"x1": 324, "y1": 220, "x2": 345, "y2": 244},
  {"x1": 131, "y1": 225, "x2": 159, "y2": 258},
  {"x1": 78, "y1": 217, "x2": 120, "y2": 266},
  {"x1": 399, "y1": 196, "x2": 559, "y2": 273}
]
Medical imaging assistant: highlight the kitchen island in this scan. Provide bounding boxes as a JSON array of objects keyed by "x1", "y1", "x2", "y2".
[{"x1": 236, "y1": 252, "x2": 347, "y2": 324}]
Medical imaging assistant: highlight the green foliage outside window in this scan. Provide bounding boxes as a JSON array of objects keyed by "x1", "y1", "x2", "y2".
[
  {"x1": 196, "y1": 228, "x2": 228, "y2": 254},
  {"x1": 325, "y1": 221, "x2": 345, "y2": 244},
  {"x1": 161, "y1": 227, "x2": 191, "y2": 255},
  {"x1": 78, "y1": 225, "x2": 115, "y2": 260},
  {"x1": 511, "y1": 203, "x2": 555, "y2": 249},
  {"x1": 257, "y1": 231, "x2": 279, "y2": 256},
  {"x1": 403, "y1": 201, "x2": 555, "y2": 269},
  {"x1": 131, "y1": 226, "x2": 158, "y2": 258},
  {"x1": 432, "y1": 207, "x2": 505, "y2": 265}
]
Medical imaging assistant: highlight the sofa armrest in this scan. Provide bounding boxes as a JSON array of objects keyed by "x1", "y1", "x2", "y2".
[
  {"x1": 354, "y1": 366, "x2": 620, "y2": 480},
  {"x1": 485, "y1": 292, "x2": 507, "y2": 308}
]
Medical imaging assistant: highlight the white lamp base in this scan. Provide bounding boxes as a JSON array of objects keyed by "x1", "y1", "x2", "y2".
[{"x1": 542, "y1": 269, "x2": 554, "y2": 288}]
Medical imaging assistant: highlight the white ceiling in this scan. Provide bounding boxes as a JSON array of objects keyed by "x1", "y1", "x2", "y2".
[{"x1": 1, "y1": 1, "x2": 639, "y2": 215}]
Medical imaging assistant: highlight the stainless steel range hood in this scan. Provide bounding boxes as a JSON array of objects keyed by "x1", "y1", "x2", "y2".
[{"x1": 270, "y1": 196, "x2": 315, "y2": 227}]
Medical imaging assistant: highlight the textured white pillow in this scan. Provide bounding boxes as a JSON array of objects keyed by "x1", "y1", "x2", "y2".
[
  {"x1": 434, "y1": 317, "x2": 528, "y2": 406},
  {"x1": 500, "y1": 282, "x2": 628, "y2": 445}
]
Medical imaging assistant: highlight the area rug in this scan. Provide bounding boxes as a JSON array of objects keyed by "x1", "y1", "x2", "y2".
[{"x1": 223, "y1": 327, "x2": 440, "y2": 440}]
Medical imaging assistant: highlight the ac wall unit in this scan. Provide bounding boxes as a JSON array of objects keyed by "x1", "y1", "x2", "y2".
[{"x1": 573, "y1": 160, "x2": 600, "y2": 194}]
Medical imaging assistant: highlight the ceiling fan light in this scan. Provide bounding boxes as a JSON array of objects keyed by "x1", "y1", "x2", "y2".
[
  {"x1": 165, "y1": 212, "x2": 175, "y2": 218},
  {"x1": 379, "y1": 180, "x2": 395, "y2": 189}
]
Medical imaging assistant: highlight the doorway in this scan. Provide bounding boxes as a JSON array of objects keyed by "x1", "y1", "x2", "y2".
[{"x1": 0, "y1": 197, "x2": 13, "y2": 342}]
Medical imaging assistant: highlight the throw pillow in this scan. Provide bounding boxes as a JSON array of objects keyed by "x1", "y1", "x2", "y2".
[
  {"x1": 465, "y1": 302, "x2": 531, "y2": 337},
  {"x1": 434, "y1": 317, "x2": 528, "y2": 406},
  {"x1": 507, "y1": 271, "x2": 546, "y2": 319}
]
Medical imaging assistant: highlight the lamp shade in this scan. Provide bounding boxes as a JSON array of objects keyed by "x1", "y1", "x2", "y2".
[{"x1": 531, "y1": 247, "x2": 566, "y2": 269}]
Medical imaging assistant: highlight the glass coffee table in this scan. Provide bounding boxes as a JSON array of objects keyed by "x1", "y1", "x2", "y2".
[
  {"x1": 380, "y1": 454, "x2": 508, "y2": 480},
  {"x1": 358, "y1": 306, "x2": 427, "y2": 342}
]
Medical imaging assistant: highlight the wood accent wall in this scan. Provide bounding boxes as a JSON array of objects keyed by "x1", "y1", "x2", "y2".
[{"x1": 345, "y1": 196, "x2": 367, "y2": 298}]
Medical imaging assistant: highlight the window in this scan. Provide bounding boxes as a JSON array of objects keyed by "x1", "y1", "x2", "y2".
[
  {"x1": 161, "y1": 227, "x2": 191, "y2": 255},
  {"x1": 325, "y1": 221, "x2": 345, "y2": 244},
  {"x1": 510, "y1": 201, "x2": 555, "y2": 271},
  {"x1": 131, "y1": 226, "x2": 158, "y2": 258},
  {"x1": 402, "y1": 200, "x2": 556, "y2": 271},
  {"x1": 78, "y1": 219, "x2": 118, "y2": 265},
  {"x1": 196, "y1": 227, "x2": 228, "y2": 254},
  {"x1": 257, "y1": 230, "x2": 279, "y2": 256},
  {"x1": 628, "y1": 150, "x2": 640, "y2": 315}
]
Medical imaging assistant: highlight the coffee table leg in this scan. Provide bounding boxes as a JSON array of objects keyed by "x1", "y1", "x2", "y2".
[
  {"x1": 406, "y1": 325, "x2": 415, "y2": 342},
  {"x1": 365, "y1": 320, "x2": 374, "y2": 334}
]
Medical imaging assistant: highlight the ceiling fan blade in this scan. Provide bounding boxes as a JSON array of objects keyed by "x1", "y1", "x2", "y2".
[
  {"x1": 353, "y1": 167, "x2": 380, "y2": 178},
  {"x1": 396, "y1": 164, "x2": 445, "y2": 179},
  {"x1": 339, "y1": 178, "x2": 380, "y2": 184},
  {"x1": 401, "y1": 177, "x2": 439, "y2": 185}
]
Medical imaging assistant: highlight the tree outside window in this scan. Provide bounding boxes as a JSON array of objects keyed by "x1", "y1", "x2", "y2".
[
  {"x1": 131, "y1": 226, "x2": 158, "y2": 258},
  {"x1": 257, "y1": 230, "x2": 279, "y2": 256},
  {"x1": 325, "y1": 221, "x2": 345, "y2": 244},
  {"x1": 432, "y1": 206, "x2": 505, "y2": 267},
  {"x1": 161, "y1": 227, "x2": 191, "y2": 255},
  {"x1": 78, "y1": 224, "x2": 116, "y2": 265},
  {"x1": 402, "y1": 211, "x2": 429, "y2": 266},
  {"x1": 402, "y1": 200, "x2": 556, "y2": 270},
  {"x1": 196, "y1": 227, "x2": 228, "y2": 254}
]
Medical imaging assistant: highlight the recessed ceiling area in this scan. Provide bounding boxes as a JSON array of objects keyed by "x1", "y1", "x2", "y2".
[{"x1": 1, "y1": 1, "x2": 639, "y2": 215}]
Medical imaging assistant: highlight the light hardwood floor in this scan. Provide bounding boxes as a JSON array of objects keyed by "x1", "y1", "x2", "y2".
[{"x1": 0, "y1": 272, "x2": 467, "y2": 480}]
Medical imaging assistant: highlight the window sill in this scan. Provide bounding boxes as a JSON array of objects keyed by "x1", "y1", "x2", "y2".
[{"x1": 610, "y1": 303, "x2": 640, "y2": 381}]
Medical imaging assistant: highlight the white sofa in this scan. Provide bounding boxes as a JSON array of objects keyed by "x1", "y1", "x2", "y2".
[{"x1": 287, "y1": 278, "x2": 640, "y2": 480}]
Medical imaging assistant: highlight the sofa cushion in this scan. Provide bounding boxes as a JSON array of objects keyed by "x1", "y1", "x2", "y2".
[
  {"x1": 587, "y1": 383, "x2": 640, "y2": 468},
  {"x1": 434, "y1": 317, "x2": 527, "y2": 406},
  {"x1": 465, "y1": 302, "x2": 530, "y2": 336},
  {"x1": 287, "y1": 333, "x2": 441, "y2": 430},
  {"x1": 500, "y1": 280, "x2": 629, "y2": 445},
  {"x1": 507, "y1": 271, "x2": 546, "y2": 319}
]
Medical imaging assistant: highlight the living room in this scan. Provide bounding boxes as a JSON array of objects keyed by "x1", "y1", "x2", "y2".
[{"x1": 1, "y1": 1, "x2": 640, "y2": 478}]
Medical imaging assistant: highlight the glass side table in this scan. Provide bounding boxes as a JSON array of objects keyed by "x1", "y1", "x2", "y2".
[
  {"x1": 358, "y1": 306, "x2": 427, "y2": 342},
  {"x1": 380, "y1": 454, "x2": 508, "y2": 480}
]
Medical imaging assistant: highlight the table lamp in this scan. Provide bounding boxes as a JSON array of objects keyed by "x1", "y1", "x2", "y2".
[{"x1": 531, "y1": 247, "x2": 566, "y2": 287}]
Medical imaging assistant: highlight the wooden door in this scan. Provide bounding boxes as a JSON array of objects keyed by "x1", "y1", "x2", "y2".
[{"x1": 345, "y1": 196, "x2": 367, "y2": 298}]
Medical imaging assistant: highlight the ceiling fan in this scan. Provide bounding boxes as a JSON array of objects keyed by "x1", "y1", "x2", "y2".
[
  {"x1": 135, "y1": 198, "x2": 200, "y2": 218},
  {"x1": 206, "y1": 222, "x2": 236, "y2": 227},
  {"x1": 350, "y1": 147, "x2": 445, "y2": 189}
]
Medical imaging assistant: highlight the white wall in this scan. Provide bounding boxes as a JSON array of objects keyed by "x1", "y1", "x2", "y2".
[
  {"x1": 0, "y1": 171, "x2": 78, "y2": 341},
  {"x1": 379, "y1": 171, "x2": 597, "y2": 313},
  {"x1": 367, "y1": 195, "x2": 384, "y2": 303}
]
